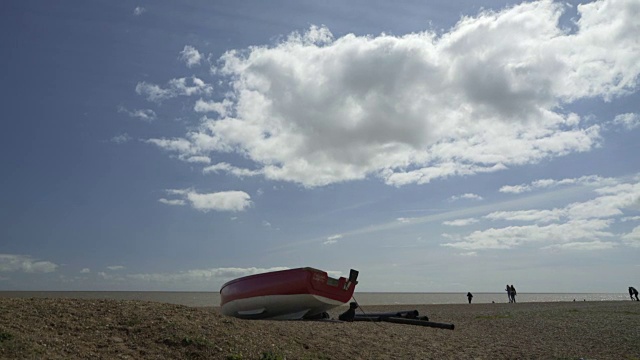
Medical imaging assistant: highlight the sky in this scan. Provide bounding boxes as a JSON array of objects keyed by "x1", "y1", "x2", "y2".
[{"x1": 1, "y1": 0, "x2": 639, "y2": 293}]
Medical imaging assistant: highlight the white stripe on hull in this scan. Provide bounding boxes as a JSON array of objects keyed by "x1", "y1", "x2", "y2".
[{"x1": 221, "y1": 293, "x2": 346, "y2": 320}]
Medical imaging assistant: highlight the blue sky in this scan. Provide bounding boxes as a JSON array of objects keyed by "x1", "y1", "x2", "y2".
[{"x1": 1, "y1": 0, "x2": 639, "y2": 293}]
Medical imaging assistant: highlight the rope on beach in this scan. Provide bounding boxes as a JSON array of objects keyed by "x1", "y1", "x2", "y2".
[{"x1": 350, "y1": 295, "x2": 385, "y2": 328}]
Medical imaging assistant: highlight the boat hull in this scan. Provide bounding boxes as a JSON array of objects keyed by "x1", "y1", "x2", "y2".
[{"x1": 220, "y1": 267, "x2": 357, "y2": 320}]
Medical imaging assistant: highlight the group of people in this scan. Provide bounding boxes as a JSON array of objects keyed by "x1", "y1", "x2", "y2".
[
  {"x1": 465, "y1": 285, "x2": 636, "y2": 304},
  {"x1": 506, "y1": 284, "x2": 517, "y2": 303},
  {"x1": 466, "y1": 284, "x2": 517, "y2": 304}
]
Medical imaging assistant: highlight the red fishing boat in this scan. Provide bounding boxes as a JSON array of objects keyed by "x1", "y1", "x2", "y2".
[{"x1": 220, "y1": 267, "x2": 359, "y2": 320}]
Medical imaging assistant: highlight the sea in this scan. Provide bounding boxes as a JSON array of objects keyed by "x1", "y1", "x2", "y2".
[{"x1": 0, "y1": 291, "x2": 629, "y2": 307}]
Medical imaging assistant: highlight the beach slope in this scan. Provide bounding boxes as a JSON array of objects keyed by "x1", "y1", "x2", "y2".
[{"x1": 1, "y1": 298, "x2": 638, "y2": 359}]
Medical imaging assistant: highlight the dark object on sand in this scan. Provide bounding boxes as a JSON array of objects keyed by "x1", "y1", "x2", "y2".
[
  {"x1": 338, "y1": 302, "x2": 359, "y2": 321},
  {"x1": 352, "y1": 309, "x2": 454, "y2": 330},
  {"x1": 630, "y1": 287, "x2": 639, "y2": 301},
  {"x1": 304, "y1": 311, "x2": 330, "y2": 320},
  {"x1": 382, "y1": 317, "x2": 455, "y2": 330},
  {"x1": 353, "y1": 310, "x2": 422, "y2": 320}
]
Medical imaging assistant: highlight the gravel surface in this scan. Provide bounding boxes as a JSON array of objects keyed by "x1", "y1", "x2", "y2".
[{"x1": 1, "y1": 297, "x2": 638, "y2": 359}]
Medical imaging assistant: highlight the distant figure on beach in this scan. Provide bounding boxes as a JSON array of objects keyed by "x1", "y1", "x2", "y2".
[
  {"x1": 510, "y1": 285, "x2": 517, "y2": 303},
  {"x1": 630, "y1": 287, "x2": 639, "y2": 301},
  {"x1": 467, "y1": 292, "x2": 473, "y2": 304},
  {"x1": 506, "y1": 284, "x2": 512, "y2": 303}
]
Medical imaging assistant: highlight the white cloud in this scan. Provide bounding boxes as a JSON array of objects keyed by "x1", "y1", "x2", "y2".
[
  {"x1": 324, "y1": 234, "x2": 343, "y2": 245},
  {"x1": 449, "y1": 193, "x2": 483, "y2": 202},
  {"x1": 160, "y1": 188, "x2": 252, "y2": 212},
  {"x1": 165, "y1": 189, "x2": 190, "y2": 196},
  {"x1": 111, "y1": 133, "x2": 132, "y2": 144},
  {"x1": 443, "y1": 177, "x2": 640, "y2": 250},
  {"x1": 542, "y1": 240, "x2": 616, "y2": 251},
  {"x1": 185, "y1": 156, "x2": 211, "y2": 164},
  {"x1": 621, "y1": 216, "x2": 640, "y2": 222},
  {"x1": 396, "y1": 217, "x2": 415, "y2": 224},
  {"x1": 612, "y1": 113, "x2": 640, "y2": 130},
  {"x1": 622, "y1": 225, "x2": 640, "y2": 248},
  {"x1": 148, "y1": 0, "x2": 639, "y2": 187},
  {"x1": 499, "y1": 184, "x2": 531, "y2": 194},
  {"x1": 203, "y1": 162, "x2": 262, "y2": 177},
  {"x1": 179, "y1": 45, "x2": 203, "y2": 68},
  {"x1": 136, "y1": 77, "x2": 212, "y2": 103},
  {"x1": 0, "y1": 254, "x2": 58, "y2": 273},
  {"x1": 133, "y1": 6, "x2": 146, "y2": 16},
  {"x1": 158, "y1": 198, "x2": 186, "y2": 206},
  {"x1": 485, "y1": 209, "x2": 564, "y2": 223},
  {"x1": 567, "y1": 182, "x2": 640, "y2": 219},
  {"x1": 80, "y1": 268, "x2": 90, "y2": 274},
  {"x1": 443, "y1": 218, "x2": 615, "y2": 250},
  {"x1": 98, "y1": 272, "x2": 114, "y2": 280},
  {"x1": 194, "y1": 98, "x2": 233, "y2": 116},
  {"x1": 145, "y1": 138, "x2": 193, "y2": 154},
  {"x1": 443, "y1": 218, "x2": 479, "y2": 226},
  {"x1": 107, "y1": 265, "x2": 125, "y2": 271},
  {"x1": 491, "y1": 181, "x2": 640, "y2": 223},
  {"x1": 118, "y1": 106, "x2": 157, "y2": 122},
  {"x1": 458, "y1": 251, "x2": 478, "y2": 256},
  {"x1": 500, "y1": 175, "x2": 616, "y2": 193}
]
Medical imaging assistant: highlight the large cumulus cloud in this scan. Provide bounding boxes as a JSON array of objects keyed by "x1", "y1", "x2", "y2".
[{"x1": 148, "y1": 0, "x2": 639, "y2": 187}]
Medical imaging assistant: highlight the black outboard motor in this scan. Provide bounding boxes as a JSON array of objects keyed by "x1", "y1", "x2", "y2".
[{"x1": 343, "y1": 269, "x2": 359, "y2": 290}]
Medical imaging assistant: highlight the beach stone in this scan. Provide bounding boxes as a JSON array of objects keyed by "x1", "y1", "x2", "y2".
[{"x1": 111, "y1": 336, "x2": 124, "y2": 343}]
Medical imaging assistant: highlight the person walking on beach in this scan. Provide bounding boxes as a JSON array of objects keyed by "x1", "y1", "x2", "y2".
[
  {"x1": 630, "y1": 287, "x2": 639, "y2": 301},
  {"x1": 510, "y1": 285, "x2": 517, "y2": 303},
  {"x1": 467, "y1": 292, "x2": 473, "y2": 304},
  {"x1": 506, "y1": 284, "x2": 512, "y2": 303}
]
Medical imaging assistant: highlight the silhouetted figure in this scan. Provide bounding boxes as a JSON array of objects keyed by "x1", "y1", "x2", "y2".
[
  {"x1": 339, "y1": 302, "x2": 359, "y2": 321},
  {"x1": 630, "y1": 287, "x2": 639, "y2": 301},
  {"x1": 467, "y1": 292, "x2": 473, "y2": 304},
  {"x1": 506, "y1": 284, "x2": 512, "y2": 303},
  {"x1": 510, "y1": 285, "x2": 517, "y2": 303}
]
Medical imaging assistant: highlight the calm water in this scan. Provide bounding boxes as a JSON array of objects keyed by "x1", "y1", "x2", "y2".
[{"x1": 0, "y1": 291, "x2": 629, "y2": 307}]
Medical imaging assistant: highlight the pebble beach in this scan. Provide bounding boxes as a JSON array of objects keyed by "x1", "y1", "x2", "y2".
[{"x1": 1, "y1": 297, "x2": 638, "y2": 359}]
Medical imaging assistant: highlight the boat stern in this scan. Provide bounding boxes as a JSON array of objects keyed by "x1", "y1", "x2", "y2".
[{"x1": 308, "y1": 268, "x2": 358, "y2": 304}]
